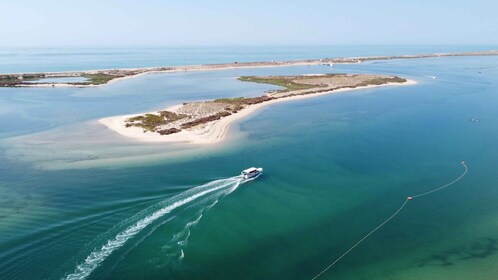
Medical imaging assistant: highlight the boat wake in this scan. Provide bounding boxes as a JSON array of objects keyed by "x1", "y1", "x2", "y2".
[
  {"x1": 159, "y1": 196, "x2": 220, "y2": 269},
  {"x1": 64, "y1": 175, "x2": 245, "y2": 280}
]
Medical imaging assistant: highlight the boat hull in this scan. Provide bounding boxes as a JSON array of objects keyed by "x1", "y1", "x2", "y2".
[{"x1": 241, "y1": 167, "x2": 263, "y2": 180}]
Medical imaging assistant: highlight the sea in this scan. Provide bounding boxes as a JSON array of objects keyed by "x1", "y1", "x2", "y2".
[{"x1": 1, "y1": 46, "x2": 498, "y2": 280}]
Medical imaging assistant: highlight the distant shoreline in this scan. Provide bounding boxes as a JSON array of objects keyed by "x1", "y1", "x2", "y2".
[
  {"x1": 99, "y1": 79, "x2": 417, "y2": 144},
  {"x1": 1, "y1": 50, "x2": 496, "y2": 88}
]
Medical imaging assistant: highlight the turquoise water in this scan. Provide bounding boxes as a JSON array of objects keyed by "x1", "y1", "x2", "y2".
[
  {"x1": 1, "y1": 45, "x2": 497, "y2": 73},
  {"x1": 1, "y1": 48, "x2": 498, "y2": 280}
]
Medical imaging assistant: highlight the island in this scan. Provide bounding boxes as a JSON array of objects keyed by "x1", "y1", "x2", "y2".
[
  {"x1": 0, "y1": 50, "x2": 496, "y2": 87},
  {"x1": 99, "y1": 73, "x2": 416, "y2": 144}
]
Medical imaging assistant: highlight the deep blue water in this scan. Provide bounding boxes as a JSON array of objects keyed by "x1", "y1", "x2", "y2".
[{"x1": 0, "y1": 47, "x2": 498, "y2": 280}]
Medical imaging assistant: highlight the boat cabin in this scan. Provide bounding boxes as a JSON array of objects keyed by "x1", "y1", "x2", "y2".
[{"x1": 241, "y1": 167, "x2": 263, "y2": 179}]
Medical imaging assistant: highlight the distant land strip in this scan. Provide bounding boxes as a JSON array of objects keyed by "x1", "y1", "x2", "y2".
[
  {"x1": 1, "y1": 50, "x2": 497, "y2": 88},
  {"x1": 98, "y1": 73, "x2": 416, "y2": 144}
]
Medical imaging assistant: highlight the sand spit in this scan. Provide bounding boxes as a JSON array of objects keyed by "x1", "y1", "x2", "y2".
[
  {"x1": 99, "y1": 79, "x2": 417, "y2": 144},
  {"x1": 1, "y1": 50, "x2": 495, "y2": 88}
]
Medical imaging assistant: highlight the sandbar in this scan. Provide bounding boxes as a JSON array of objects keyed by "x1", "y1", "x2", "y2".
[{"x1": 99, "y1": 79, "x2": 417, "y2": 144}]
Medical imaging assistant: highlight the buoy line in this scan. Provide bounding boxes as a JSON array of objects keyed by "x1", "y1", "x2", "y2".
[{"x1": 311, "y1": 161, "x2": 468, "y2": 280}]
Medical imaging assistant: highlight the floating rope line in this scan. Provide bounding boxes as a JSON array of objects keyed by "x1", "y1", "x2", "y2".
[
  {"x1": 311, "y1": 161, "x2": 468, "y2": 280},
  {"x1": 410, "y1": 162, "x2": 468, "y2": 199}
]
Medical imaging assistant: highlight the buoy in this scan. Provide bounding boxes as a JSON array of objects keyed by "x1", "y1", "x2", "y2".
[{"x1": 407, "y1": 196, "x2": 413, "y2": 200}]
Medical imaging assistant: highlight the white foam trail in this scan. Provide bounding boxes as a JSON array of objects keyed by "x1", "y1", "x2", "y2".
[
  {"x1": 162, "y1": 182, "x2": 240, "y2": 261},
  {"x1": 159, "y1": 196, "x2": 223, "y2": 268},
  {"x1": 65, "y1": 176, "x2": 242, "y2": 280}
]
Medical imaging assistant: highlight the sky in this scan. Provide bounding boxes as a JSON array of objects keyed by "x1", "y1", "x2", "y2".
[{"x1": 0, "y1": 0, "x2": 497, "y2": 46}]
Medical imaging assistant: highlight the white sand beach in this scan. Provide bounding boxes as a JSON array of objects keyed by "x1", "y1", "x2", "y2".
[{"x1": 98, "y1": 79, "x2": 417, "y2": 144}]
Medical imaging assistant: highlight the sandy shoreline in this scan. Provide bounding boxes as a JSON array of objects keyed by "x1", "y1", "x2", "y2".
[
  {"x1": 98, "y1": 79, "x2": 417, "y2": 144},
  {"x1": 11, "y1": 61, "x2": 324, "y2": 88},
  {"x1": 4, "y1": 49, "x2": 497, "y2": 88}
]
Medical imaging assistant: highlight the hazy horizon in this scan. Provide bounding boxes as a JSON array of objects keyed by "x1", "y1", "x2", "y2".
[
  {"x1": 2, "y1": 44, "x2": 498, "y2": 48},
  {"x1": 1, "y1": 0, "x2": 497, "y2": 47}
]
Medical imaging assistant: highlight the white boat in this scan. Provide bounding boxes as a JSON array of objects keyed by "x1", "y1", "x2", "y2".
[{"x1": 241, "y1": 167, "x2": 263, "y2": 179}]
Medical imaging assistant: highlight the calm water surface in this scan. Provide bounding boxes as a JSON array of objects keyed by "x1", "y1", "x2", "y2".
[
  {"x1": 0, "y1": 48, "x2": 498, "y2": 280},
  {"x1": 1, "y1": 45, "x2": 496, "y2": 73}
]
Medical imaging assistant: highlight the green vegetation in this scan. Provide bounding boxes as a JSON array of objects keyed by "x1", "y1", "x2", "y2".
[
  {"x1": 0, "y1": 76, "x2": 22, "y2": 86},
  {"x1": 211, "y1": 95, "x2": 274, "y2": 113},
  {"x1": 125, "y1": 111, "x2": 187, "y2": 132},
  {"x1": 21, "y1": 75, "x2": 42, "y2": 80},
  {"x1": 213, "y1": 96, "x2": 274, "y2": 106},
  {"x1": 157, "y1": 128, "x2": 182, "y2": 135},
  {"x1": 125, "y1": 114, "x2": 164, "y2": 131},
  {"x1": 238, "y1": 76, "x2": 318, "y2": 92},
  {"x1": 233, "y1": 104, "x2": 244, "y2": 111},
  {"x1": 0, "y1": 74, "x2": 44, "y2": 86},
  {"x1": 181, "y1": 111, "x2": 231, "y2": 129},
  {"x1": 213, "y1": 97, "x2": 244, "y2": 103},
  {"x1": 159, "y1": 110, "x2": 188, "y2": 121},
  {"x1": 0, "y1": 73, "x2": 120, "y2": 86},
  {"x1": 81, "y1": 73, "x2": 120, "y2": 85},
  {"x1": 357, "y1": 76, "x2": 406, "y2": 87}
]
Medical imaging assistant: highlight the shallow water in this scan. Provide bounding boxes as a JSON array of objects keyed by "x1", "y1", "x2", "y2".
[
  {"x1": 1, "y1": 45, "x2": 496, "y2": 73},
  {"x1": 1, "y1": 49, "x2": 498, "y2": 280}
]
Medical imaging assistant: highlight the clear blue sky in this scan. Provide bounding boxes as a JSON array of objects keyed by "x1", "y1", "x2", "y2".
[{"x1": 1, "y1": 0, "x2": 497, "y2": 46}]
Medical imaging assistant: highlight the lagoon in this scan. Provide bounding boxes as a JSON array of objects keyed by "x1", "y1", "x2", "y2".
[{"x1": 1, "y1": 48, "x2": 498, "y2": 280}]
